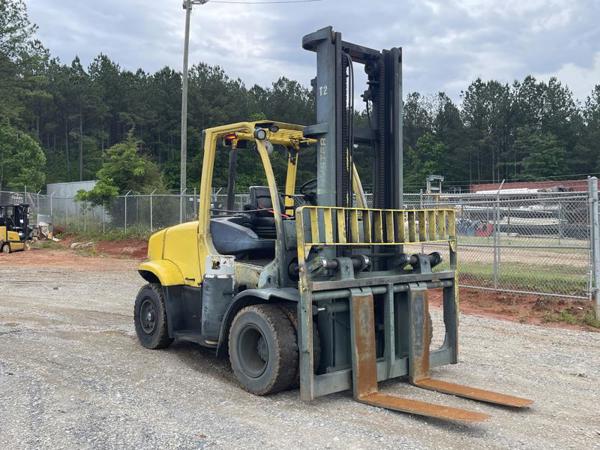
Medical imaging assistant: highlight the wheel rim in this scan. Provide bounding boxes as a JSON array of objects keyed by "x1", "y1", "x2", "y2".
[
  {"x1": 2, "y1": 245, "x2": 9, "y2": 253},
  {"x1": 139, "y1": 298, "x2": 157, "y2": 334},
  {"x1": 237, "y1": 324, "x2": 269, "y2": 378}
]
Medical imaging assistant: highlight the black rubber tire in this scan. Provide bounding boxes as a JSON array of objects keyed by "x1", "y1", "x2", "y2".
[
  {"x1": 278, "y1": 303, "x2": 321, "y2": 387},
  {"x1": 229, "y1": 304, "x2": 298, "y2": 395},
  {"x1": 1, "y1": 243, "x2": 10, "y2": 254},
  {"x1": 134, "y1": 283, "x2": 173, "y2": 349}
]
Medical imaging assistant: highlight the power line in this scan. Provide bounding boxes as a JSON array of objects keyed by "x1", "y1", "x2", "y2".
[{"x1": 209, "y1": 0, "x2": 321, "y2": 3}]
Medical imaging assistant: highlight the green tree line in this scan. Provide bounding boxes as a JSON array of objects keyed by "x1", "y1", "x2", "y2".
[{"x1": 1, "y1": 0, "x2": 599, "y2": 194}]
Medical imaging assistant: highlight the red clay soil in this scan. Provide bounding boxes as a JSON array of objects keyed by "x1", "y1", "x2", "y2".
[
  {"x1": 0, "y1": 248, "x2": 137, "y2": 271},
  {"x1": 429, "y1": 288, "x2": 599, "y2": 332},
  {"x1": 94, "y1": 239, "x2": 148, "y2": 259}
]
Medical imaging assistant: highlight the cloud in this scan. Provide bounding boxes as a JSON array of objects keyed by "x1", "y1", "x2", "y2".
[
  {"x1": 535, "y1": 52, "x2": 600, "y2": 101},
  {"x1": 27, "y1": 0, "x2": 600, "y2": 103}
]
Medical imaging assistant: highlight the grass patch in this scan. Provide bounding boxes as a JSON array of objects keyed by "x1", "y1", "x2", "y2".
[
  {"x1": 456, "y1": 234, "x2": 588, "y2": 249},
  {"x1": 434, "y1": 253, "x2": 588, "y2": 296},
  {"x1": 57, "y1": 226, "x2": 151, "y2": 242},
  {"x1": 30, "y1": 240, "x2": 64, "y2": 250},
  {"x1": 434, "y1": 261, "x2": 588, "y2": 297},
  {"x1": 543, "y1": 310, "x2": 600, "y2": 329},
  {"x1": 583, "y1": 312, "x2": 600, "y2": 328},
  {"x1": 74, "y1": 246, "x2": 99, "y2": 257}
]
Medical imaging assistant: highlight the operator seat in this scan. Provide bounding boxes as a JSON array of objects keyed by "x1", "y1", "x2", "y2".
[
  {"x1": 245, "y1": 186, "x2": 282, "y2": 239},
  {"x1": 210, "y1": 216, "x2": 275, "y2": 257}
]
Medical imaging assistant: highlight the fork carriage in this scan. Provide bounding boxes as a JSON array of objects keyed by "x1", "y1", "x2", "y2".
[
  {"x1": 294, "y1": 206, "x2": 531, "y2": 420},
  {"x1": 295, "y1": 206, "x2": 459, "y2": 398}
]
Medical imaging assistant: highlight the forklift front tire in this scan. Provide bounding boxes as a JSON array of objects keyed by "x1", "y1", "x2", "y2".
[
  {"x1": 229, "y1": 304, "x2": 298, "y2": 395},
  {"x1": 1, "y1": 243, "x2": 10, "y2": 254},
  {"x1": 134, "y1": 283, "x2": 173, "y2": 349}
]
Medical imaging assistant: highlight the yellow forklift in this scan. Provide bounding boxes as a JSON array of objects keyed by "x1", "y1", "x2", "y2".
[
  {"x1": 133, "y1": 27, "x2": 531, "y2": 422},
  {"x1": 0, "y1": 203, "x2": 30, "y2": 253}
]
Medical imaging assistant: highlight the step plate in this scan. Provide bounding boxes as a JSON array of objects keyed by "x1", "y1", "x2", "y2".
[
  {"x1": 413, "y1": 378, "x2": 533, "y2": 408},
  {"x1": 359, "y1": 392, "x2": 490, "y2": 423}
]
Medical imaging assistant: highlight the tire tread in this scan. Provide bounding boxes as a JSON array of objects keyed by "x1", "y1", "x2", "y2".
[
  {"x1": 134, "y1": 283, "x2": 173, "y2": 349},
  {"x1": 229, "y1": 304, "x2": 298, "y2": 395}
]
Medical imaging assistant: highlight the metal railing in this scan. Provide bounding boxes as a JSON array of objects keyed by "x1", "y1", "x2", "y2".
[{"x1": 2, "y1": 177, "x2": 599, "y2": 309}]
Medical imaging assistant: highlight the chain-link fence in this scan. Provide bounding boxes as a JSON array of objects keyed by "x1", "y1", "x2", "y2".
[
  {"x1": 3, "y1": 178, "x2": 600, "y2": 308},
  {"x1": 403, "y1": 189, "x2": 594, "y2": 300}
]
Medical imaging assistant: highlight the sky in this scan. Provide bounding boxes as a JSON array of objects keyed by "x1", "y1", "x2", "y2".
[{"x1": 27, "y1": 0, "x2": 600, "y2": 104}]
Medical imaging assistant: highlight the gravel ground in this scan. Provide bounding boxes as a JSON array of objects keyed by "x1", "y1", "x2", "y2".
[{"x1": 1, "y1": 256, "x2": 599, "y2": 449}]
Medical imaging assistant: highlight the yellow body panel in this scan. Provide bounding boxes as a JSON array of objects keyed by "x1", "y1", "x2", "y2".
[
  {"x1": 284, "y1": 151, "x2": 298, "y2": 214},
  {"x1": 0, "y1": 227, "x2": 25, "y2": 251},
  {"x1": 140, "y1": 222, "x2": 200, "y2": 286},
  {"x1": 146, "y1": 229, "x2": 166, "y2": 261},
  {"x1": 139, "y1": 260, "x2": 185, "y2": 286},
  {"x1": 163, "y1": 222, "x2": 201, "y2": 286}
]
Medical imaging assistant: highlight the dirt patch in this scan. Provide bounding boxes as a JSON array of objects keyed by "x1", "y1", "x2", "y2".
[
  {"x1": 94, "y1": 239, "x2": 147, "y2": 259},
  {"x1": 35, "y1": 236, "x2": 147, "y2": 260},
  {"x1": 0, "y1": 248, "x2": 137, "y2": 272},
  {"x1": 429, "y1": 288, "x2": 599, "y2": 332}
]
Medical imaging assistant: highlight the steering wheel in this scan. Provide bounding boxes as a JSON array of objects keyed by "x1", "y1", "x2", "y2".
[
  {"x1": 298, "y1": 178, "x2": 318, "y2": 206},
  {"x1": 299, "y1": 178, "x2": 317, "y2": 197}
]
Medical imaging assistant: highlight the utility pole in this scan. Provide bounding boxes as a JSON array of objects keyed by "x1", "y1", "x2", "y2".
[{"x1": 180, "y1": 0, "x2": 208, "y2": 198}]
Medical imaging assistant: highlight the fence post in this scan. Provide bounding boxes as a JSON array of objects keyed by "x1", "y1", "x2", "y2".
[
  {"x1": 493, "y1": 180, "x2": 505, "y2": 289},
  {"x1": 150, "y1": 189, "x2": 156, "y2": 232},
  {"x1": 36, "y1": 190, "x2": 40, "y2": 220},
  {"x1": 180, "y1": 189, "x2": 187, "y2": 224},
  {"x1": 124, "y1": 191, "x2": 131, "y2": 233},
  {"x1": 588, "y1": 177, "x2": 600, "y2": 319},
  {"x1": 558, "y1": 201, "x2": 563, "y2": 245},
  {"x1": 50, "y1": 192, "x2": 54, "y2": 217},
  {"x1": 493, "y1": 197, "x2": 498, "y2": 289},
  {"x1": 193, "y1": 187, "x2": 197, "y2": 218}
]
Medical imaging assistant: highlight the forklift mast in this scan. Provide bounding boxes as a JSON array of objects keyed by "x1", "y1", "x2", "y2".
[
  {"x1": 294, "y1": 27, "x2": 531, "y2": 419},
  {"x1": 303, "y1": 26, "x2": 403, "y2": 211}
]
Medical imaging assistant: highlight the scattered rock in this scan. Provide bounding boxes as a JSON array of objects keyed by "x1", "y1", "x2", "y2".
[{"x1": 70, "y1": 241, "x2": 94, "y2": 249}]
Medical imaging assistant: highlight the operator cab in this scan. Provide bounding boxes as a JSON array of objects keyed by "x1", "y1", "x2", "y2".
[
  {"x1": 0, "y1": 204, "x2": 30, "y2": 239},
  {"x1": 208, "y1": 125, "x2": 317, "y2": 267},
  {"x1": 0, "y1": 203, "x2": 31, "y2": 253}
]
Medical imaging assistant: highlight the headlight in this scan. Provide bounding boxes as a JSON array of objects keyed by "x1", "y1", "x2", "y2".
[{"x1": 254, "y1": 128, "x2": 267, "y2": 140}]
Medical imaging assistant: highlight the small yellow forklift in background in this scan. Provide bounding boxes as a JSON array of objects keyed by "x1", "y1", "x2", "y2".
[
  {"x1": 0, "y1": 204, "x2": 30, "y2": 253},
  {"x1": 133, "y1": 27, "x2": 532, "y2": 422}
]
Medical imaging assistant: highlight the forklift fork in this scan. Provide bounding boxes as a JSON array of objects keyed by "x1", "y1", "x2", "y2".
[
  {"x1": 406, "y1": 284, "x2": 533, "y2": 408},
  {"x1": 349, "y1": 287, "x2": 532, "y2": 422}
]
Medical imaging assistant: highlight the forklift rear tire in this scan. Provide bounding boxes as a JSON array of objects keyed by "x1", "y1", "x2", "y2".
[
  {"x1": 1, "y1": 244, "x2": 10, "y2": 254},
  {"x1": 229, "y1": 304, "x2": 298, "y2": 395},
  {"x1": 134, "y1": 283, "x2": 173, "y2": 349}
]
